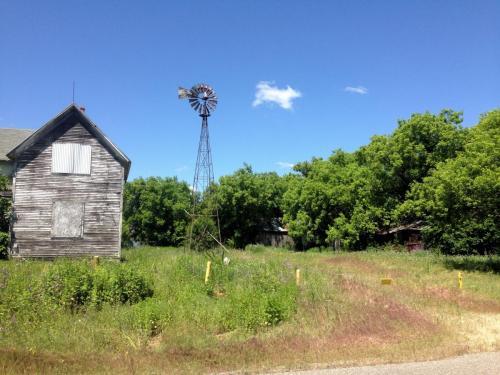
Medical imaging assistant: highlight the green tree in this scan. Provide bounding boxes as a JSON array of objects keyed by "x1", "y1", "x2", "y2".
[
  {"x1": 122, "y1": 177, "x2": 191, "y2": 246},
  {"x1": 211, "y1": 165, "x2": 289, "y2": 248},
  {"x1": 283, "y1": 151, "x2": 379, "y2": 249},
  {"x1": 357, "y1": 109, "x2": 468, "y2": 205},
  {"x1": 397, "y1": 110, "x2": 500, "y2": 255},
  {"x1": 284, "y1": 110, "x2": 469, "y2": 250}
]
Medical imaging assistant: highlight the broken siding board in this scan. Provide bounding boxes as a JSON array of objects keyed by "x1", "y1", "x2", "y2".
[{"x1": 12, "y1": 120, "x2": 124, "y2": 258}]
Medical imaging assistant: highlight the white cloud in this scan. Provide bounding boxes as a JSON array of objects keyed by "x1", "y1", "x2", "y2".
[
  {"x1": 252, "y1": 81, "x2": 302, "y2": 110},
  {"x1": 344, "y1": 86, "x2": 368, "y2": 95},
  {"x1": 276, "y1": 161, "x2": 295, "y2": 169}
]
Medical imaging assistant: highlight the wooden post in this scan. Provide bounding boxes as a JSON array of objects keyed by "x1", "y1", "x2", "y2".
[
  {"x1": 91, "y1": 256, "x2": 100, "y2": 268},
  {"x1": 205, "y1": 261, "x2": 212, "y2": 284},
  {"x1": 295, "y1": 268, "x2": 301, "y2": 286},
  {"x1": 458, "y1": 272, "x2": 463, "y2": 289}
]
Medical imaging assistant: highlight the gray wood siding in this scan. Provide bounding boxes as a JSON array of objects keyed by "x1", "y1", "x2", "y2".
[{"x1": 11, "y1": 121, "x2": 124, "y2": 258}]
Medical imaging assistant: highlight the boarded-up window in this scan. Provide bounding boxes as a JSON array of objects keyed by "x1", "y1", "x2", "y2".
[
  {"x1": 52, "y1": 201, "x2": 84, "y2": 238},
  {"x1": 52, "y1": 143, "x2": 91, "y2": 175}
]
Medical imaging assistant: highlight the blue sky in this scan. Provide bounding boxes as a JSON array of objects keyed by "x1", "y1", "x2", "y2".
[{"x1": 1, "y1": 0, "x2": 499, "y2": 182}]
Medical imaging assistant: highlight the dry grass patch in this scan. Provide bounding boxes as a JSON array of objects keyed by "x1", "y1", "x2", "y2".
[{"x1": 422, "y1": 286, "x2": 500, "y2": 313}]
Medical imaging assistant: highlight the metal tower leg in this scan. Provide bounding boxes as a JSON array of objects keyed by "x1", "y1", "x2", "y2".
[{"x1": 188, "y1": 115, "x2": 222, "y2": 250}]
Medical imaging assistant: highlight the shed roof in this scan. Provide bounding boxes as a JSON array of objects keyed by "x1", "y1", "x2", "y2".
[
  {"x1": 261, "y1": 218, "x2": 288, "y2": 233},
  {"x1": 7, "y1": 104, "x2": 131, "y2": 180},
  {"x1": 377, "y1": 221, "x2": 424, "y2": 235},
  {"x1": 0, "y1": 129, "x2": 34, "y2": 161}
]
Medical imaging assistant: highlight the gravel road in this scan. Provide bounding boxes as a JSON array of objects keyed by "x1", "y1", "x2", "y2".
[{"x1": 271, "y1": 352, "x2": 500, "y2": 375}]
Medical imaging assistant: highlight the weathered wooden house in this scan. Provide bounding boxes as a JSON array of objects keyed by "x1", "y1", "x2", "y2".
[{"x1": 6, "y1": 104, "x2": 131, "y2": 258}]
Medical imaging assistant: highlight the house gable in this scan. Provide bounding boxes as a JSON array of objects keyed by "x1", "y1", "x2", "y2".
[{"x1": 7, "y1": 104, "x2": 131, "y2": 180}]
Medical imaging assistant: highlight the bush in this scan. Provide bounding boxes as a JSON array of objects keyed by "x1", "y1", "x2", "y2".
[
  {"x1": 44, "y1": 262, "x2": 94, "y2": 309},
  {"x1": 129, "y1": 299, "x2": 164, "y2": 336},
  {"x1": 0, "y1": 232, "x2": 9, "y2": 259},
  {"x1": 222, "y1": 263, "x2": 298, "y2": 330},
  {"x1": 0, "y1": 176, "x2": 11, "y2": 259},
  {"x1": 44, "y1": 262, "x2": 153, "y2": 310},
  {"x1": 188, "y1": 216, "x2": 219, "y2": 252}
]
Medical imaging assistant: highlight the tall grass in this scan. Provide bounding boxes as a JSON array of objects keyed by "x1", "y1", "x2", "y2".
[{"x1": 0, "y1": 248, "x2": 301, "y2": 353}]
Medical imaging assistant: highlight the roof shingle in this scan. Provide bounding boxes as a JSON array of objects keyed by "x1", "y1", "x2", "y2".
[{"x1": 0, "y1": 128, "x2": 33, "y2": 161}]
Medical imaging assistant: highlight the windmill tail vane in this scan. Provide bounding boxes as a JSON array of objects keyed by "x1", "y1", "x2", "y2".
[{"x1": 178, "y1": 87, "x2": 192, "y2": 99}]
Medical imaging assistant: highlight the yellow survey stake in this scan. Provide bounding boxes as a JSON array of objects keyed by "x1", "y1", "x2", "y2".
[
  {"x1": 381, "y1": 277, "x2": 393, "y2": 285},
  {"x1": 295, "y1": 268, "x2": 301, "y2": 286},
  {"x1": 205, "y1": 261, "x2": 211, "y2": 284}
]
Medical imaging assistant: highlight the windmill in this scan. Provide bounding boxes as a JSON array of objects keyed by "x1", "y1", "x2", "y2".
[{"x1": 178, "y1": 83, "x2": 222, "y2": 250}]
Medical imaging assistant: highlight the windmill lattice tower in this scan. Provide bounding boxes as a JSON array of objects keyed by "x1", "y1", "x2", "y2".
[{"x1": 178, "y1": 83, "x2": 221, "y2": 249}]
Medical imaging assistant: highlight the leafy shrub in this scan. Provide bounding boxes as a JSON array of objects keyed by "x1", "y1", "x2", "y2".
[
  {"x1": 129, "y1": 299, "x2": 164, "y2": 336},
  {"x1": 0, "y1": 176, "x2": 10, "y2": 259},
  {"x1": 44, "y1": 262, "x2": 94, "y2": 309},
  {"x1": 0, "y1": 232, "x2": 9, "y2": 259},
  {"x1": 44, "y1": 262, "x2": 153, "y2": 310},
  {"x1": 188, "y1": 216, "x2": 219, "y2": 252},
  {"x1": 223, "y1": 264, "x2": 298, "y2": 330},
  {"x1": 89, "y1": 266, "x2": 154, "y2": 308}
]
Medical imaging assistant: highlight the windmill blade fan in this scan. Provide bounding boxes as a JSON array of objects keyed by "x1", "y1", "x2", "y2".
[{"x1": 178, "y1": 83, "x2": 218, "y2": 116}]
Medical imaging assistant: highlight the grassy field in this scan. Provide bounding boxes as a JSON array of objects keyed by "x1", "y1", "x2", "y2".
[{"x1": 0, "y1": 246, "x2": 499, "y2": 374}]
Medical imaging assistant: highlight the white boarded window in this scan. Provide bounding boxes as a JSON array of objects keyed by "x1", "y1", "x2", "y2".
[
  {"x1": 52, "y1": 143, "x2": 91, "y2": 175},
  {"x1": 52, "y1": 201, "x2": 84, "y2": 238}
]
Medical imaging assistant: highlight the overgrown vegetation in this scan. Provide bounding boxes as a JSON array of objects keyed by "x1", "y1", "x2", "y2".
[
  {"x1": 43, "y1": 262, "x2": 154, "y2": 310},
  {"x1": 0, "y1": 176, "x2": 10, "y2": 259},
  {"x1": 0, "y1": 248, "x2": 299, "y2": 353},
  {"x1": 209, "y1": 165, "x2": 290, "y2": 248},
  {"x1": 122, "y1": 177, "x2": 191, "y2": 247},
  {"x1": 397, "y1": 110, "x2": 500, "y2": 254},
  {"x1": 1, "y1": 247, "x2": 499, "y2": 374},
  {"x1": 123, "y1": 109, "x2": 499, "y2": 255}
]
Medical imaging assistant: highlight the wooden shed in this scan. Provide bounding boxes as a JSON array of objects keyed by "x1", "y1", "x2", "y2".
[
  {"x1": 256, "y1": 218, "x2": 294, "y2": 248},
  {"x1": 7, "y1": 104, "x2": 131, "y2": 258},
  {"x1": 376, "y1": 221, "x2": 425, "y2": 252}
]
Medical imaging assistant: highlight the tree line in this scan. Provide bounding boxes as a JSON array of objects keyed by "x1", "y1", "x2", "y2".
[{"x1": 122, "y1": 109, "x2": 499, "y2": 255}]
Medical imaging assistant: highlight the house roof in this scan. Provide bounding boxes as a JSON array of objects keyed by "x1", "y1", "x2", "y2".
[
  {"x1": 7, "y1": 104, "x2": 131, "y2": 180},
  {"x1": 0, "y1": 129, "x2": 34, "y2": 161}
]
